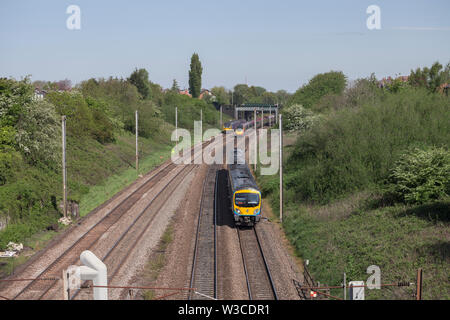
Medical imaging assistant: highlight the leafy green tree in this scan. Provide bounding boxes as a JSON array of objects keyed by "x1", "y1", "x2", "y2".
[
  {"x1": 289, "y1": 71, "x2": 347, "y2": 108},
  {"x1": 46, "y1": 91, "x2": 115, "y2": 144},
  {"x1": 128, "y1": 68, "x2": 151, "y2": 99},
  {"x1": 211, "y1": 86, "x2": 230, "y2": 105},
  {"x1": 262, "y1": 92, "x2": 277, "y2": 104},
  {"x1": 171, "y1": 79, "x2": 180, "y2": 92},
  {"x1": 0, "y1": 125, "x2": 20, "y2": 185},
  {"x1": 250, "y1": 86, "x2": 266, "y2": 97},
  {"x1": 149, "y1": 82, "x2": 164, "y2": 107},
  {"x1": 275, "y1": 90, "x2": 291, "y2": 105},
  {"x1": 189, "y1": 53, "x2": 203, "y2": 98},
  {"x1": 233, "y1": 84, "x2": 253, "y2": 105},
  {"x1": 408, "y1": 61, "x2": 450, "y2": 93},
  {"x1": 15, "y1": 99, "x2": 61, "y2": 165}
]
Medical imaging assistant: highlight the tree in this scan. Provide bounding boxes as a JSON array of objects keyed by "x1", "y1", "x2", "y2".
[
  {"x1": 171, "y1": 79, "x2": 180, "y2": 92},
  {"x1": 189, "y1": 53, "x2": 203, "y2": 98},
  {"x1": 408, "y1": 61, "x2": 450, "y2": 93},
  {"x1": 56, "y1": 79, "x2": 72, "y2": 91},
  {"x1": 262, "y1": 92, "x2": 277, "y2": 105},
  {"x1": 275, "y1": 90, "x2": 291, "y2": 105},
  {"x1": 282, "y1": 104, "x2": 317, "y2": 132},
  {"x1": 233, "y1": 84, "x2": 253, "y2": 105},
  {"x1": 289, "y1": 71, "x2": 347, "y2": 108},
  {"x1": 211, "y1": 86, "x2": 230, "y2": 105},
  {"x1": 128, "y1": 68, "x2": 151, "y2": 99},
  {"x1": 250, "y1": 86, "x2": 266, "y2": 97}
]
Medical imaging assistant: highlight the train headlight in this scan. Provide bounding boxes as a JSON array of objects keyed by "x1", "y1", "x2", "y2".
[
  {"x1": 235, "y1": 209, "x2": 241, "y2": 215},
  {"x1": 254, "y1": 209, "x2": 260, "y2": 215}
]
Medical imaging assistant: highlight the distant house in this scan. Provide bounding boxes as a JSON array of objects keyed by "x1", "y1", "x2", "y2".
[
  {"x1": 199, "y1": 89, "x2": 213, "y2": 99},
  {"x1": 397, "y1": 75, "x2": 409, "y2": 82},
  {"x1": 33, "y1": 89, "x2": 47, "y2": 100},
  {"x1": 439, "y1": 83, "x2": 449, "y2": 96},
  {"x1": 179, "y1": 89, "x2": 192, "y2": 97},
  {"x1": 378, "y1": 75, "x2": 409, "y2": 88}
]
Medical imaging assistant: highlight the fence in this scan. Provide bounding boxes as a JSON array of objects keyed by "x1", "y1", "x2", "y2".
[{"x1": 293, "y1": 262, "x2": 421, "y2": 300}]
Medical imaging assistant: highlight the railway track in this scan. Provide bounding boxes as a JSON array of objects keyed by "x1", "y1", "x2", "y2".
[
  {"x1": 237, "y1": 226, "x2": 278, "y2": 300},
  {"x1": 189, "y1": 165, "x2": 218, "y2": 300},
  {"x1": 6, "y1": 138, "x2": 219, "y2": 300},
  {"x1": 71, "y1": 164, "x2": 198, "y2": 300},
  {"x1": 10, "y1": 162, "x2": 180, "y2": 300}
]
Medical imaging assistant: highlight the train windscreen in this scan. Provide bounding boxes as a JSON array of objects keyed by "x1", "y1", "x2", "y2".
[{"x1": 235, "y1": 193, "x2": 260, "y2": 207}]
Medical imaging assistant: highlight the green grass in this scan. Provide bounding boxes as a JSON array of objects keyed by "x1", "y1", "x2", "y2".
[
  {"x1": 255, "y1": 87, "x2": 450, "y2": 300},
  {"x1": 286, "y1": 88, "x2": 450, "y2": 204},
  {"x1": 282, "y1": 196, "x2": 449, "y2": 300},
  {"x1": 79, "y1": 142, "x2": 173, "y2": 217},
  {"x1": 0, "y1": 229, "x2": 57, "y2": 278}
]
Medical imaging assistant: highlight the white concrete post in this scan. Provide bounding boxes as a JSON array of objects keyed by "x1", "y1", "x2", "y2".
[
  {"x1": 79, "y1": 250, "x2": 108, "y2": 300},
  {"x1": 349, "y1": 281, "x2": 365, "y2": 300}
]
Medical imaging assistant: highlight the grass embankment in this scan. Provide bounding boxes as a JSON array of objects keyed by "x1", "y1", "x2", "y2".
[
  {"x1": 0, "y1": 131, "x2": 174, "y2": 278},
  {"x1": 78, "y1": 133, "x2": 174, "y2": 217},
  {"x1": 1, "y1": 76, "x2": 225, "y2": 253},
  {"x1": 257, "y1": 87, "x2": 449, "y2": 300}
]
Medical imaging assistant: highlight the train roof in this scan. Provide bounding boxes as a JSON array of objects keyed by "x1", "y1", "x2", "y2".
[{"x1": 228, "y1": 163, "x2": 259, "y2": 191}]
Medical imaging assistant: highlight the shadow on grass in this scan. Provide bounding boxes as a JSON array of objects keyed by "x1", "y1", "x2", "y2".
[
  {"x1": 426, "y1": 241, "x2": 450, "y2": 263},
  {"x1": 398, "y1": 201, "x2": 450, "y2": 223}
]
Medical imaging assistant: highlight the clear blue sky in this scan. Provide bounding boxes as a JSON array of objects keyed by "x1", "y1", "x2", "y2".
[{"x1": 1, "y1": 0, "x2": 449, "y2": 92}]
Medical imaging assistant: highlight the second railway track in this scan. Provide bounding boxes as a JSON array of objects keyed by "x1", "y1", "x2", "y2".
[
  {"x1": 189, "y1": 165, "x2": 218, "y2": 300},
  {"x1": 4, "y1": 138, "x2": 218, "y2": 300}
]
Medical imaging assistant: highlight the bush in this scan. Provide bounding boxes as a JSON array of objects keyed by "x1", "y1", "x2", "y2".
[
  {"x1": 286, "y1": 87, "x2": 450, "y2": 204},
  {"x1": 15, "y1": 99, "x2": 61, "y2": 165},
  {"x1": 46, "y1": 91, "x2": 115, "y2": 144},
  {"x1": 385, "y1": 147, "x2": 450, "y2": 204},
  {"x1": 288, "y1": 71, "x2": 347, "y2": 108},
  {"x1": 282, "y1": 104, "x2": 317, "y2": 132}
]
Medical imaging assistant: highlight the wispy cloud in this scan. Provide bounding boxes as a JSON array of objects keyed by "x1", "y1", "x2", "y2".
[{"x1": 392, "y1": 26, "x2": 450, "y2": 31}]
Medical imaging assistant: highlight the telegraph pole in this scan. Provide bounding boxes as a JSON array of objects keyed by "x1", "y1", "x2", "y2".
[
  {"x1": 254, "y1": 108, "x2": 257, "y2": 172},
  {"x1": 135, "y1": 110, "x2": 139, "y2": 174},
  {"x1": 62, "y1": 115, "x2": 67, "y2": 218},
  {"x1": 343, "y1": 272, "x2": 347, "y2": 300},
  {"x1": 220, "y1": 105, "x2": 222, "y2": 128},
  {"x1": 175, "y1": 107, "x2": 178, "y2": 149},
  {"x1": 261, "y1": 110, "x2": 263, "y2": 129},
  {"x1": 276, "y1": 104, "x2": 279, "y2": 124},
  {"x1": 279, "y1": 114, "x2": 283, "y2": 223},
  {"x1": 270, "y1": 107, "x2": 272, "y2": 127}
]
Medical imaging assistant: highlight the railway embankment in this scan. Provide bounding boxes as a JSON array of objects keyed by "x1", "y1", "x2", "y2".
[{"x1": 257, "y1": 86, "x2": 449, "y2": 300}]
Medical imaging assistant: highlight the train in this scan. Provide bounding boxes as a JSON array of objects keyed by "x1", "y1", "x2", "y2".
[
  {"x1": 221, "y1": 115, "x2": 276, "y2": 135},
  {"x1": 227, "y1": 148, "x2": 262, "y2": 227}
]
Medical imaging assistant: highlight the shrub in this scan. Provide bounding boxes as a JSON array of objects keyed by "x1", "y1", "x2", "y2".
[
  {"x1": 15, "y1": 99, "x2": 61, "y2": 165},
  {"x1": 282, "y1": 104, "x2": 318, "y2": 132},
  {"x1": 385, "y1": 147, "x2": 449, "y2": 204},
  {"x1": 286, "y1": 87, "x2": 450, "y2": 204},
  {"x1": 288, "y1": 71, "x2": 347, "y2": 108},
  {"x1": 46, "y1": 91, "x2": 115, "y2": 144}
]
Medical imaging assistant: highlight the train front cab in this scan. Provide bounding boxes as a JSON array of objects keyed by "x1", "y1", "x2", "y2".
[
  {"x1": 222, "y1": 123, "x2": 233, "y2": 134},
  {"x1": 232, "y1": 188, "x2": 261, "y2": 226}
]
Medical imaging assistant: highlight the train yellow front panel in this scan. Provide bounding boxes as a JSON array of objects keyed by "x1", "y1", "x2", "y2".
[{"x1": 233, "y1": 189, "x2": 261, "y2": 216}]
